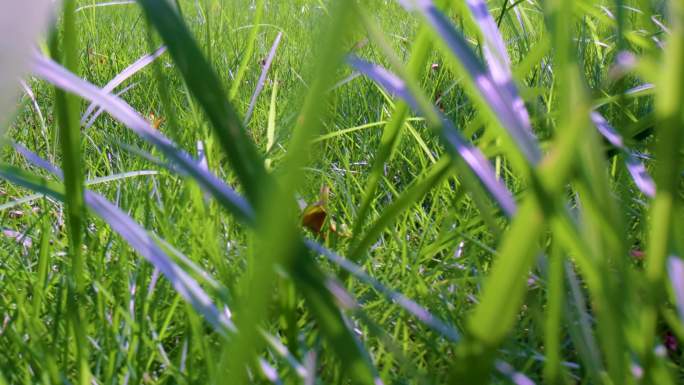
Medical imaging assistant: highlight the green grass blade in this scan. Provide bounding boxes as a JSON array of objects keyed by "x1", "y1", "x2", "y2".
[
  {"x1": 137, "y1": 0, "x2": 267, "y2": 204},
  {"x1": 244, "y1": 32, "x2": 282, "y2": 125},
  {"x1": 348, "y1": 156, "x2": 451, "y2": 261},
  {"x1": 49, "y1": 3, "x2": 90, "y2": 383},
  {"x1": 228, "y1": 0, "x2": 265, "y2": 100},
  {"x1": 642, "y1": 1, "x2": 684, "y2": 381},
  {"x1": 138, "y1": 1, "x2": 380, "y2": 382}
]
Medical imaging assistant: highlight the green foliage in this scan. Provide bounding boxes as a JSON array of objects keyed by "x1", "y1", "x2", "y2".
[{"x1": 1, "y1": 0, "x2": 683, "y2": 384}]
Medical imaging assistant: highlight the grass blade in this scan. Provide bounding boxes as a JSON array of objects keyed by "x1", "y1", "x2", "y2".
[
  {"x1": 244, "y1": 32, "x2": 282, "y2": 125},
  {"x1": 8, "y1": 147, "x2": 234, "y2": 333},
  {"x1": 0, "y1": 164, "x2": 65, "y2": 200},
  {"x1": 591, "y1": 112, "x2": 655, "y2": 197},
  {"x1": 31, "y1": 53, "x2": 255, "y2": 223},
  {"x1": 397, "y1": 0, "x2": 541, "y2": 165},
  {"x1": 228, "y1": 0, "x2": 265, "y2": 100},
  {"x1": 668, "y1": 257, "x2": 684, "y2": 324},
  {"x1": 49, "y1": 2, "x2": 91, "y2": 383},
  {"x1": 642, "y1": 1, "x2": 684, "y2": 379},
  {"x1": 75, "y1": 1, "x2": 136, "y2": 12},
  {"x1": 80, "y1": 46, "x2": 166, "y2": 125},
  {"x1": 137, "y1": 0, "x2": 267, "y2": 204},
  {"x1": 348, "y1": 56, "x2": 516, "y2": 216},
  {"x1": 307, "y1": 239, "x2": 461, "y2": 342},
  {"x1": 465, "y1": 0, "x2": 532, "y2": 132}
]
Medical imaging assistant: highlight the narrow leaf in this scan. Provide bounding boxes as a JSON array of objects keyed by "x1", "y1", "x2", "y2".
[{"x1": 348, "y1": 56, "x2": 517, "y2": 216}]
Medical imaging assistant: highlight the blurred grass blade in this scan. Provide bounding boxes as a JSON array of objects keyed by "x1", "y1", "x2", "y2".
[
  {"x1": 31, "y1": 53, "x2": 255, "y2": 223},
  {"x1": 348, "y1": 56, "x2": 516, "y2": 216},
  {"x1": 307, "y1": 239, "x2": 461, "y2": 342},
  {"x1": 465, "y1": 0, "x2": 532, "y2": 131},
  {"x1": 136, "y1": 0, "x2": 267, "y2": 204},
  {"x1": 8, "y1": 146, "x2": 234, "y2": 334},
  {"x1": 13, "y1": 142, "x2": 62, "y2": 177},
  {"x1": 643, "y1": 1, "x2": 684, "y2": 377},
  {"x1": 591, "y1": 112, "x2": 655, "y2": 197},
  {"x1": 84, "y1": 82, "x2": 138, "y2": 129},
  {"x1": 668, "y1": 257, "x2": 684, "y2": 323},
  {"x1": 543, "y1": 244, "x2": 565, "y2": 384},
  {"x1": 494, "y1": 361, "x2": 536, "y2": 385},
  {"x1": 228, "y1": 0, "x2": 265, "y2": 99},
  {"x1": 244, "y1": 32, "x2": 282, "y2": 125},
  {"x1": 0, "y1": 164, "x2": 65, "y2": 199},
  {"x1": 466, "y1": 0, "x2": 511, "y2": 81},
  {"x1": 75, "y1": 1, "x2": 136, "y2": 12},
  {"x1": 81, "y1": 45, "x2": 166, "y2": 125},
  {"x1": 397, "y1": 0, "x2": 540, "y2": 164},
  {"x1": 348, "y1": 57, "x2": 420, "y2": 109}
]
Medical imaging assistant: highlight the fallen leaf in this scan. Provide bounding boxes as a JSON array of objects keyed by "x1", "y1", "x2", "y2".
[
  {"x1": 148, "y1": 112, "x2": 164, "y2": 129},
  {"x1": 301, "y1": 185, "x2": 331, "y2": 235},
  {"x1": 302, "y1": 204, "x2": 326, "y2": 234}
]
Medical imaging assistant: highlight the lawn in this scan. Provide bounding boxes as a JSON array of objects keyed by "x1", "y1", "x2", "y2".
[{"x1": 1, "y1": 0, "x2": 682, "y2": 384}]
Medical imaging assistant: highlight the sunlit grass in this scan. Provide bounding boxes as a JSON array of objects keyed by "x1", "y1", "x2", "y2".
[{"x1": 1, "y1": 0, "x2": 682, "y2": 384}]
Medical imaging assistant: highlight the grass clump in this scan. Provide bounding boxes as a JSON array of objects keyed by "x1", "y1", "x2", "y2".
[{"x1": 1, "y1": 0, "x2": 683, "y2": 384}]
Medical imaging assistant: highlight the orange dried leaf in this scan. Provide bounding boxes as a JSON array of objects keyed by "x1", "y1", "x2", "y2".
[
  {"x1": 148, "y1": 112, "x2": 164, "y2": 129},
  {"x1": 302, "y1": 204, "x2": 327, "y2": 234}
]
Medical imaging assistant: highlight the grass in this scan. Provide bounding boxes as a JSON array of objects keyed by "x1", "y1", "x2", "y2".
[{"x1": 1, "y1": 0, "x2": 683, "y2": 384}]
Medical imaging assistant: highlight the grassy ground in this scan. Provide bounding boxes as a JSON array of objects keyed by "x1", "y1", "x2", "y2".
[{"x1": 1, "y1": 0, "x2": 682, "y2": 384}]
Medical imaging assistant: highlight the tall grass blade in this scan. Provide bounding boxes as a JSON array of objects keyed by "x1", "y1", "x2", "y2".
[
  {"x1": 348, "y1": 56, "x2": 516, "y2": 216},
  {"x1": 50, "y1": 2, "x2": 91, "y2": 383},
  {"x1": 244, "y1": 32, "x2": 282, "y2": 125},
  {"x1": 75, "y1": 1, "x2": 136, "y2": 12},
  {"x1": 31, "y1": 53, "x2": 255, "y2": 223},
  {"x1": 642, "y1": 1, "x2": 684, "y2": 380},
  {"x1": 228, "y1": 0, "x2": 265, "y2": 99},
  {"x1": 465, "y1": 0, "x2": 532, "y2": 132},
  {"x1": 591, "y1": 112, "x2": 655, "y2": 197},
  {"x1": 7, "y1": 147, "x2": 234, "y2": 333},
  {"x1": 397, "y1": 0, "x2": 541, "y2": 164},
  {"x1": 80, "y1": 46, "x2": 166, "y2": 125},
  {"x1": 307, "y1": 239, "x2": 461, "y2": 342},
  {"x1": 137, "y1": 0, "x2": 267, "y2": 204}
]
